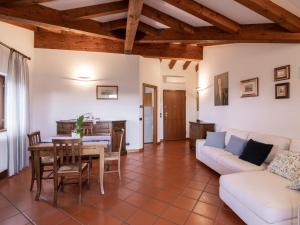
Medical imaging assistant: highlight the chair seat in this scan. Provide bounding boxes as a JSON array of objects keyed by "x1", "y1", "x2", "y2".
[
  {"x1": 105, "y1": 152, "x2": 119, "y2": 160},
  {"x1": 57, "y1": 163, "x2": 88, "y2": 174}
]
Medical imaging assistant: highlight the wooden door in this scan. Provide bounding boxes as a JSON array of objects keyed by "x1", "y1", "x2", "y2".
[{"x1": 163, "y1": 90, "x2": 186, "y2": 140}]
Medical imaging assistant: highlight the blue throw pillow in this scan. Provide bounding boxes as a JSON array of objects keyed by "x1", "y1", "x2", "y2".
[
  {"x1": 204, "y1": 131, "x2": 226, "y2": 148},
  {"x1": 225, "y1": 135, "x2": 248, "y2": 156}
]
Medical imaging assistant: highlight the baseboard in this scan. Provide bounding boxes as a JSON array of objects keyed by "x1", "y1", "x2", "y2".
[
  {"x1": 0, "y1": 169, "x2": 8, "y2": 179},
  {"x1": 127, "y1": 148, "x2": 143, "y2": 153}
]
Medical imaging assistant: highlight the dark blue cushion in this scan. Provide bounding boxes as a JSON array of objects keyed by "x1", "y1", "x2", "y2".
[
  {"x1": 225, "y1": 135, "x2": 247, "y2": 156},
  {"x1": 204, "y1": 131, "x2": 226, "y2": 148}
]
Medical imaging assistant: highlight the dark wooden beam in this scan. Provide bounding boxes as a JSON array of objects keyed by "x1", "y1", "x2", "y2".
[
  {"x1": 103, "y1": 18, "x2": 127, "y2": 30},
  {"x1": 169, "y1": 60, "x2": 176, "y2": 69},
  {"x1": 125, "y1": 0, "x2": 144, "y2": 53},
  {"x1": 234, "y1": 0, "x2": 300, "y2": 32},
  {"x1": 34, "y1": 29, "x2": 203, "y2": 60},
  {"x1": 103, "y1": 18, "x2": 160, "y2": 36},
  {"x1": 62, "y1": 1, "x2": 128, "y2": 20},
  {"x1": 183, "y1": 61, "x2": 191, "y2": 70},
  {"x1": 138, "y1": 24, "x2": 300, "y2": 43},
  {"x1": 0, "y1": 4, "x2": 120, "y2": 40},
  {"x1": 138, "y1": 22, "x2": 160, "y2": 36},
  {"x1": 162, "y1": 0, "x2": 240, "y2": 33},
  {"x1": 133, "y1": 43, "x2": 202, "y2": 60},
  {"x1": 142, "y1": 4, "x2": 195, "y2": 34}
]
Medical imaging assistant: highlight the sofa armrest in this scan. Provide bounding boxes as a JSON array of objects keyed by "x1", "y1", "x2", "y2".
[
  {"x1": 196, "y1": 139, "x2": 206, "y2": 160},
  {"x1": 196, "y1": 139, "x2": 206, "y2": 149}
]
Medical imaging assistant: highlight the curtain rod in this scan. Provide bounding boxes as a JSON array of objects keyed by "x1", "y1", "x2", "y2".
[{"x1": 0, "y1": 41, "x2": 31, "y2": 60}]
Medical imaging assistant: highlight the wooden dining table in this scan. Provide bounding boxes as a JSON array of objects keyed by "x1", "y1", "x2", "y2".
[{"x1": 28, "y1": 141, "x2": 107, "y2": 201}]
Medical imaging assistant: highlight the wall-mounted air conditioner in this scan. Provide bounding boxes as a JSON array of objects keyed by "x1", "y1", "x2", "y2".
[{"x1": 163, "y1": 75, "x2": 185, "y2": 84}]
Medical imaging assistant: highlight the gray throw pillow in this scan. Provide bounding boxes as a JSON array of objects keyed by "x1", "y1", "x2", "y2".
[
  {"x1": 204, "y1": 131, "x2": 226, "y2": 148},
  {"x1": 225, "y1": 135, "x2": 247, "y2": 156}
]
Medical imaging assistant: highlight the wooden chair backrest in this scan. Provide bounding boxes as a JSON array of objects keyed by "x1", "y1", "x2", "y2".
[
  {"x1": 115, "y1": 129, "x2": 124, "y2": 156},
  {"x1": 52, "y1": 139, "x2": 83, "y2": 172},
  {"x1": 27, "y1": 131, "x2": 41, "y2": 146},
  {"x1": 82, "y1": 122, "x2": 93, "y2": 135}
]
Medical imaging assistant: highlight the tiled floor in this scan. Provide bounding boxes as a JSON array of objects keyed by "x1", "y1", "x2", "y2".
[{"x1": 0, "y1": 141, "x2": 245, "y2": 225}]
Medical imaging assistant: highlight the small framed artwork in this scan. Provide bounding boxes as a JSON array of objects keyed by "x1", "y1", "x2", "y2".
[
  {"x1": 275, "y1": 83, "x2": 290, "y2": 99},
  {"x1": 240, "y1": 77, "x2": 259, "y2": 97},
  {"x1": 96, "y1": 85, "x2": 118, "y2": 100},
  {"x1": 214, "y1": 72, "x2": 229, "y2": 106},
  {"x1": 274, "y1": 65, "x2": 290, "y2": 81}
]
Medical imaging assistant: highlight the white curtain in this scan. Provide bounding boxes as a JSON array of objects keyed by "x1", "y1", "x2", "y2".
[{"x1": 7, "y1": 50, "x2": 30, "y2": 176}]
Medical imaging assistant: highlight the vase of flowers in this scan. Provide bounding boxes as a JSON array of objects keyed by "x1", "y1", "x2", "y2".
[{"x1": 72, "y1": 115, "x2": 84, "y2": 138}]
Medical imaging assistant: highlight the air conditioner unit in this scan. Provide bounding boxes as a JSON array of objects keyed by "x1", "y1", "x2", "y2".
[{"x1": 163, "y1": 75, "x2": 185, "y2": 84}]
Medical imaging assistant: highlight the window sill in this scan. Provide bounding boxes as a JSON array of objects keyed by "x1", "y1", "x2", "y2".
[{"x1": 0, "y1": 129, "x2": 7, "y2": 133}]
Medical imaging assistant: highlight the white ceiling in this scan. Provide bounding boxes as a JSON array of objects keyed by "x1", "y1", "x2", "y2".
[
  {"x1": 93, "y1": 12, "x2": 127, "y2": 23},
  {"x1": 41, "y1": 0, "x2": 300, "y2": 26},
  {"x1": 41, "y1": 0, "x2": 121, "y2": 10}
]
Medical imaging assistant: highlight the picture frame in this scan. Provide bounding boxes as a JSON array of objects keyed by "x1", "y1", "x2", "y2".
[
  {"x1": 214, "y1": 72, "x2": 229, "y2": 106},
  {"x1": 275, "y1": 82, "x2": 290, "y2": 99},
  {"x1": 96, "y1": 85, "x2": 118, "y2": 100},
  {"x1": 274, "y1": 65, "x2": 290, "y2": 81},
  {"x1": 240, "y1": 77, "x2": 259, "y2": 97}
]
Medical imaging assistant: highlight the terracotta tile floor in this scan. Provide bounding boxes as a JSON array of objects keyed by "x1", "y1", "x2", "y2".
[{"x1": 0, "y1": 141, "x2": 245, "y2": 225}]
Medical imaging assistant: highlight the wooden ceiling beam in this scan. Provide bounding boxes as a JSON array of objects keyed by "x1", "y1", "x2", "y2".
[
  {"x1": 62, "y1": 1, "x2": 128, "y2": 20},
  {"x1": 138, "y1": 22, "x2": 160, "y2": 36},
  {"x1": 162, "y1": 0, "x2": 240, "y2": 33},
  {"x1": 234, "y1": 0, "x2": 300, "y2": 32},
  {"x1": 142, "y1": 4, "x2": 195, "y2": 34},
  {"x1": 0, "y1": 4, "x2": 120, "y2": 40},
  {"x1": 183, "y1": 61, "x2": 191, "y2": 70},
  {"x1": 125, "y1": 0, "x2": 144, "y2": 53},
  {"x1": 103, "y1": 18, "x2": 127, "y2": 30},
  {"x1": 138, "y1": 24, "x2": 300, "y2": 43},
  {"x1": 103, "y1": 18, "x2": 160, "y2": 36},
  {"x1": 169, "y1": 60, "x2": 176, "y2": 69},
  {"x1": 34, "y1": 29, "x2": 203, "y2": 60}
]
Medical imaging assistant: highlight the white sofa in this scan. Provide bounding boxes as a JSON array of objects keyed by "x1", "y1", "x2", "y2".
[{"x1": 196, "y1": 128, "x2": 300, "y2": 225}]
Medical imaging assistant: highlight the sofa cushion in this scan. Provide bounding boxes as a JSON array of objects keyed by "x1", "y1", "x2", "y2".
[
  {"x1": 267, "y1": 151, "x2": 300, "y2": 180},
  {"x1": 289, "y1": 177, "x2": 300, "y2": 190},
  {"x1": 290, "y1": 139, "x2": 300, "y2": 153},
  {"x1": 216, "y1": 155, "x2": 267, "y2": 173},
  {"x1": 205, "y1": 131, "x2": 226, "y2": 148},
  {"x1": 225, "y1": 128, "x2": 249, "y2": 146},
  {"x1": 248, "y1": 132, "x2": 291, "y2": 164},
  {"x1": 239, "y1": 139, "x2": 273, "y2": 166},
  {"x1": 200, "y1": 145, "x2": 232, "y2": 161},
  {"x1": 225, "y1": 135, "x2": 247, "y2": 156},
  {"x1": 220, "y1": 171, "x2": 300, "y2": 224}
]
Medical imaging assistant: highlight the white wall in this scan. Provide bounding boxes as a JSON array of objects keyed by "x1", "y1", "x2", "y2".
[
  {"x1": 0, "y1": 22, "x2": 34, "y2": 172},
  {"x1": 199, "y1": 43, "x2": 300, "y2": 139},
  {"x1": 161, "y1": 60, "x2": 198, "y2": 137},
  {"x1": 139, "y1": 58, "x2": 198, "y2": 141},
  {"x1": 31, "y1": 49, "x2": 141, "y2": 150},
  {"x1": 139, "y1": 57, "x2": 163, "y2": 142}
]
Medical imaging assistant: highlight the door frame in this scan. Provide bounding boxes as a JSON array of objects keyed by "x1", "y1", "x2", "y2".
[
  {"x1": 163, "y1": 89, "x2": 186, "y2": 141},
  {"x1": 142, "y1": 83, "x2": 158, "y2": 147}
]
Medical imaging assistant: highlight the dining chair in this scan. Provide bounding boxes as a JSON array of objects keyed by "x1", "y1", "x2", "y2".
[
  {"x1": 104, "y1": 129, "x2": 124, "y2": 180},
  {"x1": 52, "y1": 138, "x2": 90, "y2": 207},
  {"x1": 82, "y1": 123, "x2": 93, "y2": 136},
  {"x1": 27, "y1": 131, "x2": 56, "y2": 191}
]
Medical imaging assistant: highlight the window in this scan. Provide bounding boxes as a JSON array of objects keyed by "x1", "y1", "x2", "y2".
[{"x1": 0, "y1": 75, "x2": 4, "y2": 130}]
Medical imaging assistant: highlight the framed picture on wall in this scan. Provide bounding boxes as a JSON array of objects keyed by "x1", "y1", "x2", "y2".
[
  {"x1": 214, "y1": 72, "x2": 229, "y2": 106},
  {"x1": 274, "y1": 65, "x2": 290, "y2": 81},
  {"x1": 240, "y1": 77, "x2": 259, "y2": 97},
  {"x1": 275, "y1": 82, "x2": 290, "y2": 99},
  {"x1": 96, "y1": 85, "x2": 118, "y2": 100}
]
